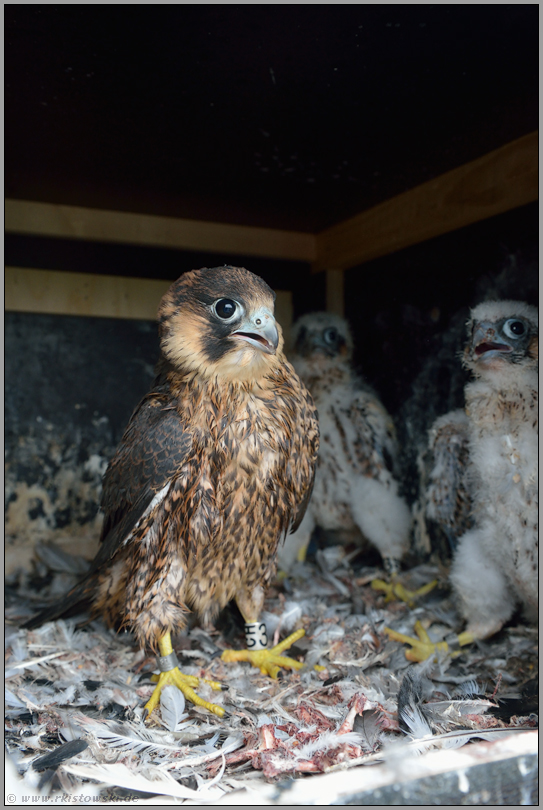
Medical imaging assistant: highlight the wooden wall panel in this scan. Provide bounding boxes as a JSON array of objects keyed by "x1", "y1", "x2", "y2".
[
  {"x1": 5, "y1": 266, "x2": 293, "y2": 329},
  {"x1": 5, "y1": 199, "x2": 316, "y2": 263},
  {"x1": 6, "y1": 133, "x2": 537, "y2": 278},
  {"x1": 325, "y1": 269, "x2": 345, "y2": 317},
  {"x1": 5, "y1": 267, "x2": 171, "y2": 321},
  {"x1": 314, "y1": 132, "x2": 538, "y2": 272}
]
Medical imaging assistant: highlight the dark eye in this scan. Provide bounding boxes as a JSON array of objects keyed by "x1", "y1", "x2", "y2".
[
  {"x1": 214, "y1": 298, "x2": 237, "y2": 320},
  {"x1": 323, "y1": 327, "x2": 338, "y2": 345},
  {"x1": 503, "y1": 319, "x2": 526, "y2": 339}
]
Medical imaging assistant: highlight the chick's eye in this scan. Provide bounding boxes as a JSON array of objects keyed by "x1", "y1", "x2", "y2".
[
  {"x1": 323, "y1": 327, "x2": 338, "y2": 345},
  {"x1": 503, "y1": 319, "x2": 526, "y2": 338},
  {"x1": 214, "y1": 299, "x2": 237, "y2": 320}
]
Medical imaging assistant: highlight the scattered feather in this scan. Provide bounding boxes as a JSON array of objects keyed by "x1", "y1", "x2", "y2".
[
  {"x1": 353, "y1": 709, "x2": 387, "y2": 751},
  {"x1": 455, "y1": 679, "x2": 483, "y2": 697},
  {"x1": 34, "y1": 541, "x2": 91, "y2": 575},
  {"x1": 32, "y1": 739, "x2": 89, "y2": 771},
  {"x1": 62, "y1": 761, "x2": 225, "y2": 801},
  {"x1": 72, "y1": 714, "x2": 185, "y2": 755},
  {"x1": 159, "y1": 684, "x2": 189, "y2": 732},
  {"x1": 6, "y1": 548, "x2": 538, "y2": 802},
  {"x1": 402, "y1": 725, "x2": 532, "y2": 756},
  {"x1": 293, "y1": 730, "x2": 362, "y2": 760}
]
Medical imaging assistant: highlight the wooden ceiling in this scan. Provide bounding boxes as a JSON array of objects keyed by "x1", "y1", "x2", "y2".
[{"x1": 5, "y1": 5, "x2": 538, "y2": 233}]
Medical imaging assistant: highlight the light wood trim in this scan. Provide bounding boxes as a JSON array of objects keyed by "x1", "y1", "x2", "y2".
[
  {"x1": 275, "y1": 290, "x2": 294, "y2": 337},
  {"x1": 325, "y1": 269, "x2": 345, "y2": 316},
  {"x1": 5, "y1": 199, "x2": 317, "y2": 263},
  {"x1": 313, "y1": 131, "x2": 538, "y2": 271},
  {"x1": 5, "y1": 267, "x2": 171, "y2": 320},
  {"x1": 6, "y1": 132, "x2": 536, "y2": 277},
  {"x1": 5, "y1": 266, "x2": 293, "y2": 329}
]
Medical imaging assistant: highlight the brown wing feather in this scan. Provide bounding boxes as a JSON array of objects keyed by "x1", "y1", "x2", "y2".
[
  {"x1": 347, "y1": 390, "x2": 398, "y2": 481},
  {"x1": 96, "y1": 387, "x2": 191, "y2": 567},
  {"x1": 23, "y1": 385, "x2": 192, "y2": 629},
  {"x1": 289, "y1": 386, "x2": 319, "y2": 534},
  {"x1": 425, "y1": 410, "x2": 473, "y2": 550}
]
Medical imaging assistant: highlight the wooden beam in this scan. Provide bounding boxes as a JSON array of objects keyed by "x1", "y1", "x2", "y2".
[
  {"x1": 6, "y1": 132, "x2": 536, "y2": 278},
  {"x1": 5, "y1": 199, "x2": 316, "y2": 264},
  {"x1": 4, "y1": 266, "x2": 293, "y2": 330},
  {"x1": 325, "y1": 269, "x2": 345, "y2": 317},
  {"x1": 313, "y1": 131, "x2": 538, "y2": 272},
  {"x1": 5, "y1": 267, "x2": 171, "y2": 321}
]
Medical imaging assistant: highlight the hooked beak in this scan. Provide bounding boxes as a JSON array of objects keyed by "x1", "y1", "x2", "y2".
[
  {"x1": 311, "y1": 336, "x2": 340, "y2": 358},
  {"x1": 231, "y1": 307, "x2": 279, "y2": 355},
  {"x1": 471, "y1": 322, "x2": 513, "y2": 361}
]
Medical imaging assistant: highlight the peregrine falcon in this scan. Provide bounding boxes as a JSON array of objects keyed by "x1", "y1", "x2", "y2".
[
  {"x1": 280, "y1": 312, "x2": 411, "y2": 575},
  {"x1": 25, "y1": 266, "x2": 319, "y2": 717},
  {"x1": 449, "y1": 300, "x2": 538, "y2": 640},
  {"x1": 388, "y1": 300, "x2": 538, "y2": 660}
]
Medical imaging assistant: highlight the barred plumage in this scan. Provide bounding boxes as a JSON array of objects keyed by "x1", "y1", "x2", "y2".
[
  {"x1": 423, "y1": 409, "x2": 473, "y2": 553},
  {"x1": 25, "y1": 267, "x2": 319, "y2": 659},
  {"x1": 280, "y1": 312, "x2": 410, "y2": 572},
  {"x1": 436, "y1": 300, "x2": 538, "y2": 639}
]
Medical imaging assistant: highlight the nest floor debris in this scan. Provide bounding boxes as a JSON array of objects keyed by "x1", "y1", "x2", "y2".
[{"x1": 5, "y1": 544, "x2": 538, "y2": 805}]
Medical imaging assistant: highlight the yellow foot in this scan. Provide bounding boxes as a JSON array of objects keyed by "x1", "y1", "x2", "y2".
[
  {"x1": 144, "y1": 666, "x2": 225, "y2": 720},
  {"x1": 371, "y1": 576, "x2": 437, "y2": 608},
  {"x1": 384, "y1": 619, "x2": 474, "y2": 662},
  {"x1": 221, "y1": 628, "x2": 306, "y2": 679}
]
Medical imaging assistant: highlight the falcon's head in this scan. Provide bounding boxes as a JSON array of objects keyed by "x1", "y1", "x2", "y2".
[
  {"x1": 290, "y1": 312, "x2": 353, "y2": 364},
  {"x1": 463, "y1": 300, "x2": 538, "y2": 378},
  {"x1": 158, "y1": 266, "x2": 284, "y2": 382}
]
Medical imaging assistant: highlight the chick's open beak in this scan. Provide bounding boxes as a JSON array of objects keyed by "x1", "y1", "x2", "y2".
[
  {"x1": 472, "y1": 322, "x2": 513, "y2": 360},
  {"x1": 232, "y1": 307, "x2": 279, "y2": 355}
]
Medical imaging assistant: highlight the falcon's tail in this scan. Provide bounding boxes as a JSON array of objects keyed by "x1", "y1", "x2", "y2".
[{"x1": 22, "y1": 577, "x2": 95, "y2": 630}]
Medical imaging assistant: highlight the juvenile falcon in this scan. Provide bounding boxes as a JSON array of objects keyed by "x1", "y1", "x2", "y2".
[
  {"x1": 280, "y1": 312, "x2": 411, "y2": 576},
  {"x1": 388, "y1": 300, "x2": 538, "y2": 660},
  {"x1": 25, "y1": 266, "x2": 319, "y2": 717},
  {"x1": 449, "y1": 299, "x2": 538, "y2": 640}
]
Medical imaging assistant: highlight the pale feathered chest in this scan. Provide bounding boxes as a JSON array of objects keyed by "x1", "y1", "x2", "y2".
[
  {"x1": 308, "y1": 382, "x2": 395, "y2": 529},
  {"x1": 318, "y1": 383, "x2": 355, "y2": 454},
  {"x1": 312, "y1": 387, "x2": 357, "y2": 512},
  {"x1": 465, "y1": 379, "x2": 538, "y2": 507}
]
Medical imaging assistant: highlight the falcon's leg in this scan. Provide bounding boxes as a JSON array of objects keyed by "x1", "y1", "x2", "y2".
[
  {"x1": 221, "y1": 628, "x2": 307, "y2": 677},
  {"x1": 384, "y1": 620, "x2": 474, "y2": 662},
  {"x1": 371, "y1": 554, "x2": 437, "y2": 607},
  {"x1": 350, "y1": 477, "x2": 434, "y2": 605},
  {"x1": 350, "y1": 476, "x2": 411, "y2": 564},
  {"x1": 221, "y1": 586, "x2": 305, "y2": 677},
  {"x1": 384, "y1": 527, "x2": 516, "y2": 661},
  {"x1": 144, "y1": 632, "x2": 225, "y2": 720},
  {"x1": 449, "y1": 526, "x2": 516, "y2": 639},
  {"x1": 371, "y1": 573, "x2": 438, "y2": 608}
]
